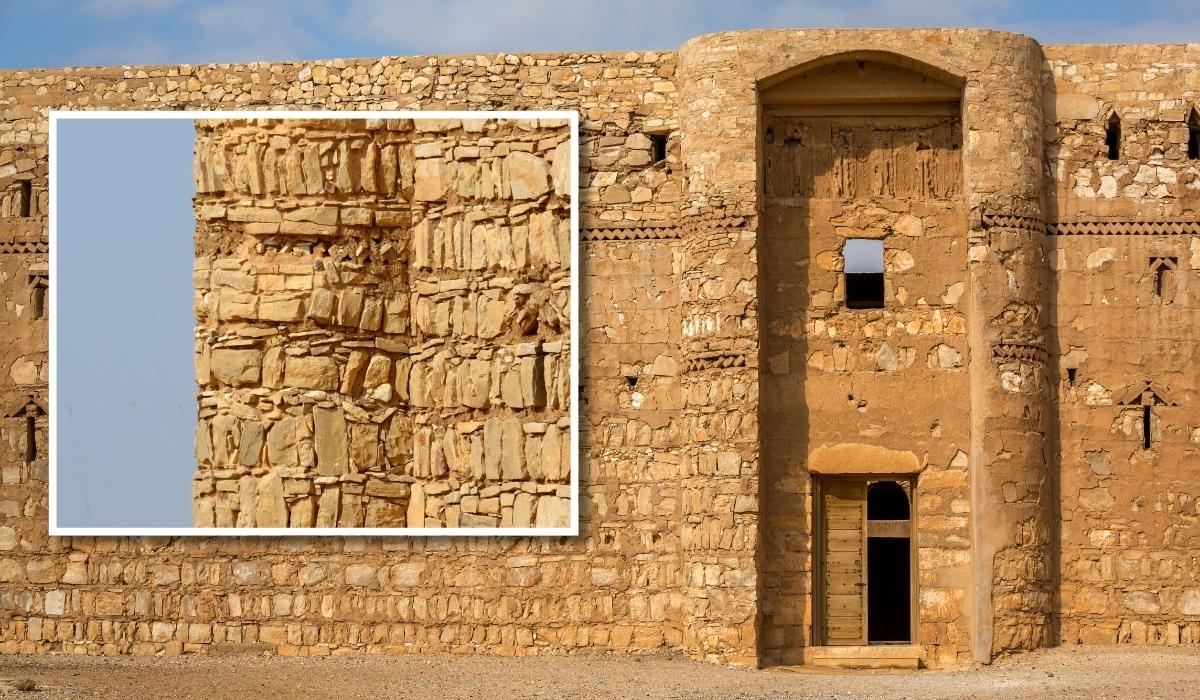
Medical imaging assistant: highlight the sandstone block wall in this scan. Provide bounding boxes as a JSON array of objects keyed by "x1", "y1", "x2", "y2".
[
  {"x1": 1, "y1": 52, "x2": 690, "y2": 660},
  {"x1": 191, "y1": 116, "x2": 574, "y2": 530},
  {"x1": 1, "y1": 30, "x2": 1199, "y2": 669},
  {"x1": 1044, "y1": 44, "x2": 1200, "y2": 646}
]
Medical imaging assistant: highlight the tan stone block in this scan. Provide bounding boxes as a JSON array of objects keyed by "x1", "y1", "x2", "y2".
[
  {"x1": 390, "y1": 563, "x2": 423, "y2": 587},
  {"x1": 513, "y1": 492, "x2": 535, "y2": 527},
  {"x1": 284, "y1": 356, "x2": 339, "y2": 390},
  {"x1": 227, "y1": 207, "x2": 281, "y2": 223},
  {"x1": 262, "y1": 347, "x2": 285, "y2": 388},
  {"x1": 508, "y1": 151, "x2": 550, "y2": 199},
  {"x1": 414, "y1": 159, "x2": 445, "y2": 201},
  {"x1": 237, "y1": 422, "x2": 264, "y2": 467},
  {"x1": 406, "y1": 483, "x2": 425, "y2": 527},
  {"x1": 363, "y1": 354, "x2": 392, "y2": 390},
  {"x1": 483, "y1": 418, "x2": 502, "y2": 480},
  {"x1": 534, "y1": 496, "x2": 570, "y2": 528},
  {"x1": 350, "y1": 423, "x2": 380, "y2": 472},
  {"x1": 254, "y1": 474, "x2": 287, "y2": 527},
  {"x1": 209, "y1": 348, "x2": 262, "y2": 386},
  {"x1": 501, "y1": 418, "x2": 526, "y2": 480},
  {"x1": 341, "y1": 350, "x2": 370, "y2": 395},
  {"x1": 365, "y1": 498, "x2": 407, "y2": 527},
  {"x1": 284, "y1": 206, "x2": 338, "y2": 225},
  {"x1": 196, "y1": 419, "x2": 213, "y2": 466},
  {"x1": 316, "y1": 487, "x2": 340, "y2": 527},
  {"x1": 210, "y1": 414, "x2": 240, "y2": 466},
  {"x1": 385, "y1": 416, "x2": 412, "y2": 468},
  {"x1": 313, "y1": 405, "x2": 348, "y2": 476},
  {"x1": 360, "y1": 298, "x2": 383, "y2": 331},
  {"x1": 541, "y1": 424, "x2": 562, "y2": 480},
  {"x1": 336, "y1": 288, "x2": 364, "y2": 327},
  {"x1": 259, "y1": 296, "x2": 305, "y2": 322},
  {"x1": 338, "y1": 493, "x2": 364, "y2": 527},
  {"x1": 266, "y1": 418, "x2": 298, "y2": 469}
]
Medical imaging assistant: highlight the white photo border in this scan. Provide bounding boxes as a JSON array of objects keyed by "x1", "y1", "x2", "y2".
[{"x1": 48, "y1": 109, "x2": 580, "y2": 537}]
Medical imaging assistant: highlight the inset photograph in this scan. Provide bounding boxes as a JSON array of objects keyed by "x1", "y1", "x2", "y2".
[{"x1": 52, "y1": 112, "x2": 578, "y2": 534}]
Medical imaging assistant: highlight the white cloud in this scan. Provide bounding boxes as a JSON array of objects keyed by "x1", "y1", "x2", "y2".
[
  {"x1": 73, "y1": 37, "x2": 174, "y2": 67},
  {"x1": 59, "y1": 0, "x2": 1200, "y2": 68},
  {"x1": 72, "y1": 0, "x2": 327, "y2": 65},
  {"x1": 332, "y1": 0, "x2": 1019, "y2": 55}
]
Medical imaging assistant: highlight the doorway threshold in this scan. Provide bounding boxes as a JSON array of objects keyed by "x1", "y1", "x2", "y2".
[{"x1": 806, "y1": 644, "x2": 921, "y2": 669}]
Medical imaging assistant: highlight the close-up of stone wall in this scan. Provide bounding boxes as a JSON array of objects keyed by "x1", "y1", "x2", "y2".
[{"x1": 191, "y1": 117, "x2": 573, "y2": 529}]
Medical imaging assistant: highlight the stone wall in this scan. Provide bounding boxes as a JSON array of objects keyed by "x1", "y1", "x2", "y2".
[
  {"x1": 1044, "y1": 44, "x2": 1200, "y2": 646},
  {"x1": 1, "y1": 31, "x2": 1199, "y2": 669},
  {"x1": 192, "y1": 116, "x2": 573, "y2": 530},
  {"x1": 0, "y1": 52, "x2": 692, "y2": 659}
]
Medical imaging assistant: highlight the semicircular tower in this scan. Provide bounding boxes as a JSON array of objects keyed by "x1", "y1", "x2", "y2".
[{"x1": 676, "y1": 30, "x2": 1051, "y2": 668}]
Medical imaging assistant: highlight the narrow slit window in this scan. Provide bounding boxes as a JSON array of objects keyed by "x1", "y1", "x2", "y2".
[
  {"x1": 1142, "y1": 405, "x2": 1152, "y2": 449},
  {"x1": 843, "y1": 239, "x2": 885, "y2": 309},
  {"x1": 25, "y1": 412, "x2": 37, "y2": 462},
  {"x1": 28, "y1": 274, "x2": 47, "y2": 320},
  {"x1": 1105, "y1": 112, "x2": 1121, "y2": 160},
  {"x1": 1150, "y1": 257, "x2": 1177, "y2": 303},
  {"x1": 18, "y1": 181, "x2": 32, "y2": 217},
  {"x1": 649, "y1": 133, "x2": 667, "y2": 164},
  {"x1": 1067, "y1": 367, "x2": 1078, "y2": 385},
  {"x1": 1188, "y1": 108, "x2": 1200, "y2": 160}
]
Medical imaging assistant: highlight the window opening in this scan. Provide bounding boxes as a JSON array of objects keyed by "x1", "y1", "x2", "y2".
[
  {"x1": 844, "y1": 239, "x2": 885, "y2": 309},
  {"x1": 1188, "y1": 108, "x2": 1200, "y2": 160},
  {"x1": 18, "y1": 181, "x2": 31, "y2": 217},
  {"x1": 1105, "y1": 112, "x2": 1121, "y2": 160},
  {"x1": 649, "y1": 133, "x2": 667, "y2": 164}
]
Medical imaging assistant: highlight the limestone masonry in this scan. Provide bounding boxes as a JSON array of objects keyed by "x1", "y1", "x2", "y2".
[
  {"x1": 191, "y1": 117, "x2": 574, "y2": 529},
  {"x1": 1, "y1": 29, "x2": 1200, "y2": 669}
]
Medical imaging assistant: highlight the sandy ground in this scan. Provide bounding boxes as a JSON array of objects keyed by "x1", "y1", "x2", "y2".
[{"x1": 0, "y1": 645, "x2": 1194, "y2": 699}]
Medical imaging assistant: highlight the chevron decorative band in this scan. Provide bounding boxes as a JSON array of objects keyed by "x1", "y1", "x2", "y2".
[
  {"x1": 992, "y1": 342, "x2": 1047, "y2": 364},
  {"x1": 981, "y1": 214, "x2": 1200, "y2": 237},
  {"x1": 0, "y1": 238, "x2": 48, "y2": 255},
  {"x1": 981, "y1": 213, "x2": 1046, "y2": 233},
  {"x1": 684, "y1": 350, "x2": 748, "y2": 373},
  {"x1": 1046, "y1": 220, "x2": 1200, "y2": 236},
  {"x1": 581, "y1": 223, "x2": 681, "y2": 241}
]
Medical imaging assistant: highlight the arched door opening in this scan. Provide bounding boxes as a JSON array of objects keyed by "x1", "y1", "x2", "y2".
[{"x1": 866, "y1": 481, "x2": 912, "y2": 643}]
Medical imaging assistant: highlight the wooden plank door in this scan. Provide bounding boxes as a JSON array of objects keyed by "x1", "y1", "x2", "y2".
[{"x1": 821, "y1": 480, "x2": 866, "y2": 645}]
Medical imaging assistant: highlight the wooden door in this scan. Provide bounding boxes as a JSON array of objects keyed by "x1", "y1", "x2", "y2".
[{"x1": 820, "y1": 480, "x2": 866, "y2": 645}]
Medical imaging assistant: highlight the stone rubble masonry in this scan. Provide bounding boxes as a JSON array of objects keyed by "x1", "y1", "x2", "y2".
[
  {"x1": 190, "y1": 117, "x2": 573, "y2": 530},
  {"x1": 0, "y1": 30, "x2": 1199, "y2": 669}
]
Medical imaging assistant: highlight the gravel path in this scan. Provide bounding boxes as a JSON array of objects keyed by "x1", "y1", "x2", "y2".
[{"x1": 0, "y1": 645, "x2": 1194, "y2": 699}]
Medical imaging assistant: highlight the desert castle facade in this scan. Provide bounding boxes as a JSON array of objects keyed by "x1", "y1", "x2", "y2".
[{"x1": 1, "y1": 29, "x2": 1200, "y2": 668}]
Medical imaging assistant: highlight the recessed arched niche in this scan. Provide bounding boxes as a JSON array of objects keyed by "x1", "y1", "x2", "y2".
[
  {"x1": 756, "y1": 49, "x2": 966, "y2": 663},
  {"x1": 760, "y1": 52, "x2": 964, "y2": 116}
]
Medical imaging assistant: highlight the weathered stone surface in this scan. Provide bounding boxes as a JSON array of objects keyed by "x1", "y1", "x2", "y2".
[
  {"x1": 313, "y1": 406, "x2": 348, "y2": 476},
  {"x1": 254, "y1": 474, "x2": 287, "y2": 527},
  {"x1": 507, "y1": 152, "x2": 550, "y2": 199},
  {"x1": 284, "y1": 357, "x2": 339, "y2": 390},
  {"x1": 209, "y1": 349, "x2": 262, "y2": 386}
]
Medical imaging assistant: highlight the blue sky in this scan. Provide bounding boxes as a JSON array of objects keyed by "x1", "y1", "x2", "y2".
[
  {"x1": 56, "y1": 118, "x2": 195, "y2": 527},
  {"x1": 2, "y1": 0, "x2": 1199, "y2": 69}
]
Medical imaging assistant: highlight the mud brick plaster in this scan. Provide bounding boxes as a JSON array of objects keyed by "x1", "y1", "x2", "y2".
[{"x1": 0, "y1": 31, "x2": 1199, "y2": 668}]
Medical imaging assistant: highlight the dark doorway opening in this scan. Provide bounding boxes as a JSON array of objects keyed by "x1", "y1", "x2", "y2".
[
  {"x1": 867, "y1": 538, "x2": 911, "y2": 642},
  {"x1": 866, "y1": 480, "x2": 912, "y2": 643}
]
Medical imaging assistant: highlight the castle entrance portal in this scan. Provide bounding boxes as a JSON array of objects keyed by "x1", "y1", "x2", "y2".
[{"x1": 815, "y1": 477, "x2": 915, "y2": 645}]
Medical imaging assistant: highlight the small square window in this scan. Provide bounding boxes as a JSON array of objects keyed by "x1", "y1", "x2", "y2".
[
  {"x1": 844, "y1": 239, "x2": 884, "y2": 309},
  {"x1": 649, "y1": 133, "x2": 667, "y2": 164}
]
